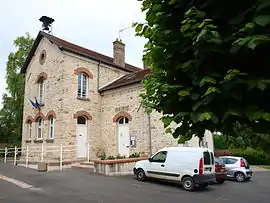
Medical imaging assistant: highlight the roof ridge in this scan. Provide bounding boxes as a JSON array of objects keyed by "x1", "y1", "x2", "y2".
[{"x1": 40, "y1": 31, "x2": 141, "y2": 72}]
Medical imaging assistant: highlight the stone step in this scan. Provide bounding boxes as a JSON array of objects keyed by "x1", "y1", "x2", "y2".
[
  {"x1": 80, "y1": 161, "x2": 95, "y2": 166},
  {"x1": 71, "y1": 163, "x2": 95, "y2": 172}
]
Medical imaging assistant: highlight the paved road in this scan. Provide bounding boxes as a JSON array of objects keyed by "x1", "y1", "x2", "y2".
[{"x1": 0, "y1": 164, "x2": 270, "y2": 203}]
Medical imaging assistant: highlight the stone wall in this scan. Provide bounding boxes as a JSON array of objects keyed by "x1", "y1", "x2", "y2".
[
  {"x1": 100, "y1": 83, "x2": 179, "y2": 157},
  {"x1": 22, "y1": 38, "x2": 130, "y2": 160},
  {"x1": 22, "y1": 38, "x2": 65, "y2": 152}
]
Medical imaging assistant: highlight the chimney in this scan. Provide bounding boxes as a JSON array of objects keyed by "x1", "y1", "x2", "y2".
[
  {"x1": 143, "y1": 58, "x2": 149, "y2": 69},
  {"x1": 113, "y1": 39, "x2": 125, "y2": 67}
]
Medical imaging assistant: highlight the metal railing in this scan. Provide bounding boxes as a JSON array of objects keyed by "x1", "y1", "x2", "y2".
[{"x1": 0, "y1": 143, "x2": 91, "y2": 170}]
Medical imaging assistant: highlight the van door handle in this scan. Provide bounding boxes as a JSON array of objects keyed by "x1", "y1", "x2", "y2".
[{"x1": 161, "y1": 164, "x2": 165, "y2": 167}]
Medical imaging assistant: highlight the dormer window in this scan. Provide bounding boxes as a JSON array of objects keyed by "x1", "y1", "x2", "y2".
[{"x1": 77, "y1": 72, "x2": 88, "y2": 99}]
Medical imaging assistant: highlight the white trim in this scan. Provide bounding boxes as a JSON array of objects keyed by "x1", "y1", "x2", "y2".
[
  {"x1": 77, "y1": 72, "x2": 88, "y2": 99},
  {"x1": 37, "y1": 118, "x2": 43, "y2": 139},
  {"x1": 28, "y1": 122, "x2": 32, "y2": 139},
  {"x1": 48, "y1": 117, "x2": 55, "y2": 139},
  {"x1": 38, "y1": 79, "x2": 45, "y2": 104}
]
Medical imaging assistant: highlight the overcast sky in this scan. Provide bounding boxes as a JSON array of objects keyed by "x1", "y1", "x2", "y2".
[{"x1": 0, "y1": 0, "x2": 147, "y2": 107}]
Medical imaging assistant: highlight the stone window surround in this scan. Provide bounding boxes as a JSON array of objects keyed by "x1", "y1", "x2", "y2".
[
  {"x1": 73, "y1": 110, "x2": 93, "y2": 120},
  {"x1": 35, "y1": 72, "x2": 48, "y2": 106},
  {"x1": 74, "y1": 67, "x2": 93, "y2": 100},
  {"x1": 25, "y1": 110, "x2": 56, "y2": 143},
  {"x1": 73, "y1": 67, "x2": 93, "y2": 79},
  {"x1": 113, "y1": 111, "x2": 132, "y2": 123}
]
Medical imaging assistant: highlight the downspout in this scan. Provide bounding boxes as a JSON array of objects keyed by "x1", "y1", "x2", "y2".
[
  {"x1": 97, "y1": 61, "x2": 101, "y2": 90},
  {"x1": 148, "y1": 113, "x2": 152, "y2": 156}
]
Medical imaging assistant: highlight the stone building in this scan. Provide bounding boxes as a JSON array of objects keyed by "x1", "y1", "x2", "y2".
[{"x1": 21, "y1": 31, "x2": 213, "y2": 160}]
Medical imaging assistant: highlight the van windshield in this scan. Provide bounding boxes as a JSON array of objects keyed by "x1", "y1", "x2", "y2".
[{"x1": 203, "y1": 151, "x2": 212, "y2": 165}]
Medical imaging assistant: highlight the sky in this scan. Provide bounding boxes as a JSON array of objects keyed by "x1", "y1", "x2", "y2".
[{"x1": 0, "y1": 0, "x2": 147, "y2": 107}]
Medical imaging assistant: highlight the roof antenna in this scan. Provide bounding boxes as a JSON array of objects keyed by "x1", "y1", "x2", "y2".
[
  {"x1": 118, "y1": 26, "x2": 130, "y2": 41},
  {"x1": 39, "y1": 16, "x2": 55, "y2": 34}
]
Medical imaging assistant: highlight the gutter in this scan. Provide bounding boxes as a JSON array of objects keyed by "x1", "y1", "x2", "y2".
[{"x1": 97, "y1": 61, "x2": 101, "y2": 90}]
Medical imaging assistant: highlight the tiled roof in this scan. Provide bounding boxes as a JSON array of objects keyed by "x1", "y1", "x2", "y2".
[
  {"x1": 20, "y1": 31, "x2": 142, "y2": 73},
  {"x1": 99, "y1": 68, "x2": 151, "y2": 92}
]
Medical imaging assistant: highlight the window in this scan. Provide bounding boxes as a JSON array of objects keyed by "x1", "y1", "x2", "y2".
[
  {"x1": 38, "y1": 78, "x2": 45, "y2": 104},
  {"x1": 118, "y1": 117, "x2": 129, "y2": 124},
  {"x1": 37, "y1": 117, "x2": 43, "y2": 139},
  {"x1": 77, "y1": 73, "x2": 88, "y2": 98},
  {"x1": 225, "y1": 158, "x2": 238, "y2": 164},
  {"x1": 48, "y1": 116, "x2": 55, "y2": 139},
  {"x1": 77, "y1": 116, "x2": 87, "y2": 125},
  {"x1": 27, "y1": 121, "x2": 32, "y2": 139},
  {"x1": 203, "y1": 151, "x2": 211, "y2": 165},
  {"x1": 151, "y1": 151, "x2": 167, "y2": 163}
]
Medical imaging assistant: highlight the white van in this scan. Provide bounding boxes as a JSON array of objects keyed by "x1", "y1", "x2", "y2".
[{"x1": 133, "y1": 147, "x2": 216, "y2": 191}]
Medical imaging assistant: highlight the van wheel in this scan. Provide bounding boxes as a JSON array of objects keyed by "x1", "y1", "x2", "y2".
[
  {"x1": 182, "y1": 177, "x2": 195, "y2": 191},
  {"x1": 136, "y1": 169, "x2": 146, "y2": 181},
  {"x1": 235, "y1": 172, "x2": 245, "y2": 182}
]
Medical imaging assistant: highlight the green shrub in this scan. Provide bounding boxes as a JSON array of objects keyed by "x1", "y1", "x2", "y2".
[
  {"x1": 129, "y1": 152, "x2": 140, "y2": 158},
  {"x1": 106, "y1": 156, "x2": 116, "y2": 160},
  {"x1": 231, "y1": 148, "x2": 270, "y2": 165},
  {"x1": 116, "y1": 154, "x2": 126, "y2": 159}
]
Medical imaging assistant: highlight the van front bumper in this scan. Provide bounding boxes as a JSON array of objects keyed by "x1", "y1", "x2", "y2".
[{"x1": 193, "y1": 174, "x2": 216, "y2": 184}]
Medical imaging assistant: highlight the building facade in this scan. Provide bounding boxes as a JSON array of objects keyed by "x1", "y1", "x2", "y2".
[{"x1": 21, "y1": 31, "x2": 213, "y2": 160}]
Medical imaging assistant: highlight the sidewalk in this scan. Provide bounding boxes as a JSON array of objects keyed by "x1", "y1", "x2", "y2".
[{"x1": 250, "y1": 165, "x2": 270, "y2": 172}]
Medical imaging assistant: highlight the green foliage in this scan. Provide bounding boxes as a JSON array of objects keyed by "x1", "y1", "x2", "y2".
[
  {"x1": 134, "y1": 0, "x2": 270, "y2": 142},
  {"x1": 106, "y1": 156, "x2": 116, "y2": 160},
  {"x1": 213, "y1": 135, "x2": 228, "y2": 150},
  {"x1": 116, "y1": 154, "x2": 126, "y2": 159},
  {"x1": 0, "y1": 33, "x2": 34, "y2": 145},
  {"x1": 129, "y1": 152, "x2": 141, "y2": 158},
  {"x1": 231, "y1": 147, "x2": 270, "y2": 165}
]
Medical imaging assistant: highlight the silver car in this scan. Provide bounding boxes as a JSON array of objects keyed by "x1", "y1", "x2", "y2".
[{"x1": 219, "y1": 156, "x2": 253, "y2": 182}]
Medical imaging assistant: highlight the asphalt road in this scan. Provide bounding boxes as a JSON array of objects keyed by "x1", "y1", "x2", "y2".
[{"x1": 0, "y1": 164, "x2": 270, "y2": 203}]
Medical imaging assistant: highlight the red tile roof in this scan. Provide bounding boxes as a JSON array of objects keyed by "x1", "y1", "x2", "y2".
[
  {"x1": 21, "y1": 31, "x2": 142, "y2": 73},
  {"x1": 99, "y1": 68, "x2": 151, "y2": 92}
]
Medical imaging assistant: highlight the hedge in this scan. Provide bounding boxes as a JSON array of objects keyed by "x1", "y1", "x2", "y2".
[{"x1": 230, "y1": 148, "x2": 270, "y2": 165}]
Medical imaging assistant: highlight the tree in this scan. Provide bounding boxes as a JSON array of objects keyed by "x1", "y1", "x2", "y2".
[
  {"x1": 134, "y1": 0, "x2": 270, "y2": 143},
  {"x1": 0, "y1": 33, "x2": 34, "y2": 145}
]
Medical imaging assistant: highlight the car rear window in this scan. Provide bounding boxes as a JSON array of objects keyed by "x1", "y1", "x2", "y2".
[
  {"x1": 203, "y1": 151, "x2": 211, "y2": 165},
  {"x1": 215, "y1": 157, "x2": 223, "y2": 165}
]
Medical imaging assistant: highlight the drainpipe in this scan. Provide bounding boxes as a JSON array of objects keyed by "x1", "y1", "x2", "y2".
[
  {"x1": 97, "y1": 61, "x2": 101, "y2": 90},
  {"x1": 148, "y1": 113, "x2": 152, "y2": 156}
]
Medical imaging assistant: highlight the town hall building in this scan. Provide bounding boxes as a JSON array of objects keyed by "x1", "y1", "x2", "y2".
[{"x1": 21, "y1": 30, "x2": 214, "y2": 161}]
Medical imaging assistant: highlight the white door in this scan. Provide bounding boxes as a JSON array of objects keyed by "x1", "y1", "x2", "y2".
[
  {"x1": 118, "y1": 118, "x2": 130, "y2": 157},
  {"x1": 76, "y1": 117, "x2": 87, "y2": 158}
]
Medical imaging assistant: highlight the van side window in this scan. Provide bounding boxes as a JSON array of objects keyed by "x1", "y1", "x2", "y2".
[{"x1": 151, "y1": 151, "x2": 167, "y2": 163}]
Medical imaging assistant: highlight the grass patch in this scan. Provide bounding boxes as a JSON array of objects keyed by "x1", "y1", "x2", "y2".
[{"x1": 258, "y1": 165, "x2": 270, "y2": 169}]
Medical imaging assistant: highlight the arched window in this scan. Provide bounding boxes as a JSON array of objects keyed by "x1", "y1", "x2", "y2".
[
  {"x1": 37, "y1": 117, "x2": 43, "y2": 139},
  {"x1": 48, "y1": 116, "x2": 55, "y2": 139},
  {"x1": 77, "y1": 73, "x2": 88, "y2": 99},
  {"x1": 118, "y1": 117, "x2": 129, "y2": 125},
  {"x1": 38, "y1": 78, "x2": 45, "y2": 104},
  {"x1": 77, "y1": 116, "x2": 87, "y2": 125},
  {"x1": 27, "y1": 121, "x2": 32, "y2": 139}
]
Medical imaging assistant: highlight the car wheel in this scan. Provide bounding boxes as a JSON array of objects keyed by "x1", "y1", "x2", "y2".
[
  {"x1": 136, "y1": 169, "x2": 146, "y2": 181},
  {"x1": 216, "y1": 179, "x2": 225, "y2": 184},
  {"x1": 182, "y1": 177, "x2": 196, "y2": 191},
  {"x1": 235, "y1": 172, "x2": 245, "y2": 182}
]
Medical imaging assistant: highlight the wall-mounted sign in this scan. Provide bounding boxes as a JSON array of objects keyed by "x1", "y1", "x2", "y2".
[
  {"x1": 130, "y1": 136, "x2": 136, "y2": 147},
  {"x1": 115, "y1": 106, "x2": 129, "y2": 112}
]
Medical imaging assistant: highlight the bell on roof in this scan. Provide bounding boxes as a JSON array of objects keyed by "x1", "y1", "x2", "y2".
[{"x1": 39, "y1": 16, "x2": 55, "y2": 33}]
